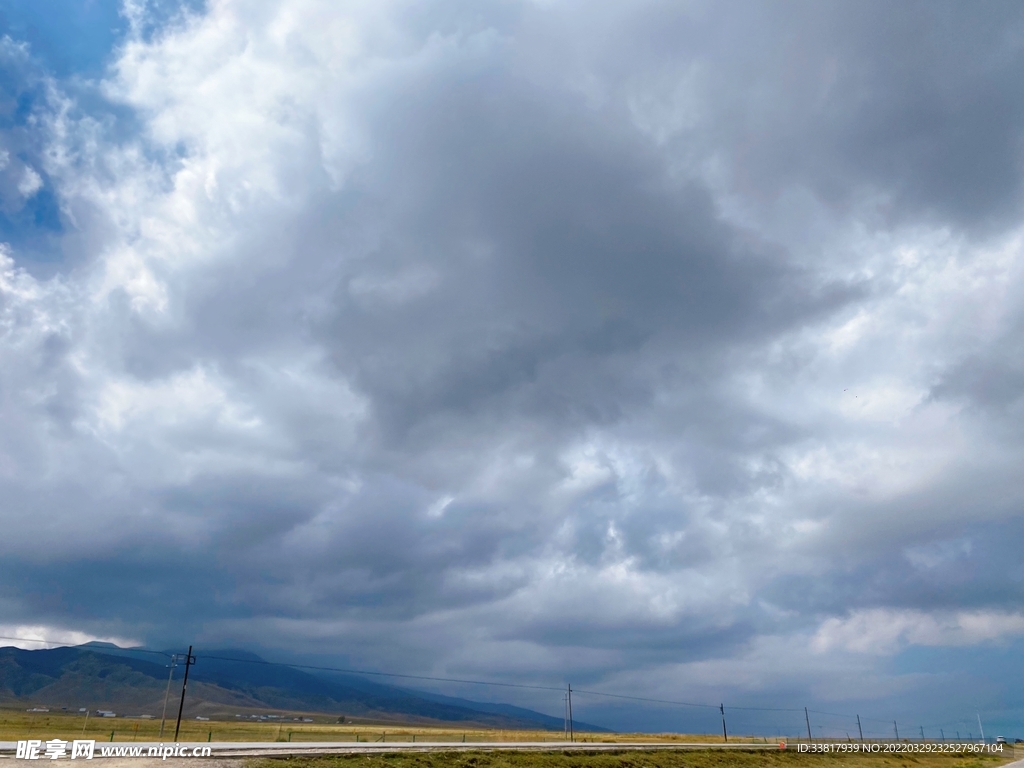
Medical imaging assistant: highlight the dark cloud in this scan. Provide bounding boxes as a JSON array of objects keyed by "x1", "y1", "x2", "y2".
[
  {"x1": 608, "y1": 0, "x2": 1024, "y2": 234},
  {"x1": 316, "y1": 66, "x2": 844, "y2": 447}
]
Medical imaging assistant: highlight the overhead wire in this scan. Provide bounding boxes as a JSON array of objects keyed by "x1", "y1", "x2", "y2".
[
  {"x1": 0, "y1": 634, "x2": 984, "y2": 732},
  {"x1": 0, "y1": 635, "x2": 173, "y2": 658},
  {"x1": 570, "y1": 689, "x2": 719, "y2": 709},
  {"x1": 199, "y1": 654, "x2": 567, "y2": 693}
]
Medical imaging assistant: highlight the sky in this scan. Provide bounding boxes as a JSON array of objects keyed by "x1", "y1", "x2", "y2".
[{"x1": 0, "y1": 0, "x2": 1023, "y2": 738}]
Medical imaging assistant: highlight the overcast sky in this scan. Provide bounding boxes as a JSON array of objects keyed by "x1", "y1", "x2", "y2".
[{"x1": 1, "y1": 0, "x2": 1023, "y2": 737}]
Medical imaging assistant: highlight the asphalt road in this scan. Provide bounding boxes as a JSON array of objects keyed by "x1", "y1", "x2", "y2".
[{"x1": 0, "y1": 740, "x2": 783, "y2": 759}]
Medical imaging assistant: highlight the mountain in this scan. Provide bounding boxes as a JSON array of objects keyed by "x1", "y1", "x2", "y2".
[
  {"x1": 0, "y1": 645, "x2": 607, "y2": 731},
  {"x1": 411, "y1": 691, "x2": 573, "y2": 731}
]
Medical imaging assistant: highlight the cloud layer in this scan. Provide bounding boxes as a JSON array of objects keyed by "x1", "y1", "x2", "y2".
[{"x1": 1, "y1": 0, "x2": 1023, "y2": 733}]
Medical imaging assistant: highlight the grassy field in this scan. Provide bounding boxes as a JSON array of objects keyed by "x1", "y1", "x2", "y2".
[
  {"x1": 2, "y1": 706, "x2": 1018, "y2": 768},
  {"x1": 0, "y1": 708, "x2": 648, "y2": 743},
  {"x1": 0, "y1": 706, "x2": 777, "y2": 743},
  {"x1": 247, "y1": 750, "x2": 1017, "y2": 768}
]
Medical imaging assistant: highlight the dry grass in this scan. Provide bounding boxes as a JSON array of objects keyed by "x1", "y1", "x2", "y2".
[
  {"x1": 247, "y1": 749, "x2": 1017, "y2": 768},
  {"x1": 0, "y1": 706, "x2": 690, "y2": 743}
]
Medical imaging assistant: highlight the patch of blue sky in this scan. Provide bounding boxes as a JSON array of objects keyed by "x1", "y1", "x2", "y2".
[
  {"x1": 0, "y1": 34, "x2": 62, "y2": 264},
  {"x1": 0, "y1": 190, "x2": 62, "y2": 261},
  {"x1": 0, "y1": 1, "x2": 204, "y2": 270},
  {"x1": 0, "y1": 0, "x2": 126, "y2": 79},
  {"x1": 0, "y1": 0, "x2": 205, "y2": 79}
]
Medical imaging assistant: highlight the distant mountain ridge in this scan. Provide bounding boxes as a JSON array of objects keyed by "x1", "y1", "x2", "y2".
[{"x1": 0, "y1": 644, "x2": 607, "y2": 732}]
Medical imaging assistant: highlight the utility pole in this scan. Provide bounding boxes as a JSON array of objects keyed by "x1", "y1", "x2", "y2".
[
  {"x1": 567, "y1": 684, "x2": 574, "y2": 743},
  {"x1": 894, "y1": 721, "x2": 900, "y2": 741},
  {"x1": 565, "y1": 692, "x2": 573, "y2": 741},
  {"x1": 159, "y1": 654, "x2": 178, "y2": 738},
  {"x1": 857, "y1": 714, "x2": 863, "y2": 742},
  {"x1": 720, "y1": 704, "x2": 728, "y2": 743},
  {"x1": 173, "y1": 646, "x2": 196, "y2": 742},
  {"x1": 805, "y1": 708, "x2": 813, "y2": 742}
]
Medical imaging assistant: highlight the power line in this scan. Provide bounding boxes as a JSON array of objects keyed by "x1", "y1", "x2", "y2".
[
  {"x1": 6, "y1": 638, "x2": 576, "y2": 697},
  {"x1": 0, "y1": 635, "x2": 173, "y2": 658},
  {"x1": 571, "y1": 688, "x2": 719, "y2": 709},
  {"x1": 198, "y1": 654, "x2": 837, "y2": 718},
  {"x1": 1, "y1": 634, "x2": 978, "y2": 732},
  {"x1": 808, "y1": 709, "x2": 891, "y2": 724},
  {"x1": 201, "y1": 654, "x2": 802, "y2": 713},
  {"x1": 200, "y1": 654, "x2": 567, "y2": 693}
]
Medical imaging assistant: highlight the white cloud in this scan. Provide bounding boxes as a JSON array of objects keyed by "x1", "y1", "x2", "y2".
[
  {"x1": 0, "y1": 0, "x2": 1023, "y2": 726},
  {"x1": 0, "y1": 624, "x2": 140, "y2": 650},
  {"x1": 17, "y1": 166, "x2": 42, "y2": 198},
  {"x1": 811, "y1": 609, "x2": 1024, "y2": 656}
]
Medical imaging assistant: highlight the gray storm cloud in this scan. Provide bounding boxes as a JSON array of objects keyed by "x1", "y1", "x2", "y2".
[{"x1": 1, "y1": 0, "x2": 1023, "y2": 729}]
